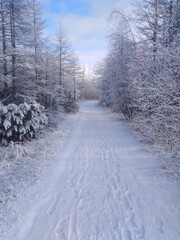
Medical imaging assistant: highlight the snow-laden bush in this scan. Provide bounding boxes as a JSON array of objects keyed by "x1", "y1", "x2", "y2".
[{"x1": 0, "y1": 102, "x2": 48, "y2": 145}]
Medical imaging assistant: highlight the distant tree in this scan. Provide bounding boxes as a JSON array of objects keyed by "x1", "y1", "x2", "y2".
[
  {"x1": 54, "y1": 25, "x2": 72, "y2": 109},
  {"x1": 68, "y1": 53, "x2": 83, "y2": 101}
]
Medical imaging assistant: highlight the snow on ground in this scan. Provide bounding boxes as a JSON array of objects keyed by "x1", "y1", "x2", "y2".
[
  {"x1": 1, "y1": 101, "x2": 180, "y2": 240},
  {"x1": 0, "y1": 112, "x2": 70, "y2": 236}
]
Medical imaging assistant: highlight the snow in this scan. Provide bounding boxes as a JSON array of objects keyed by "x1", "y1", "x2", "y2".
[
  {"x1": 1, "y1": 101, "x2": 180, "y2": 240},
  {"x1": 0, "y1": 102, "x2": 47, "y2": 145}
]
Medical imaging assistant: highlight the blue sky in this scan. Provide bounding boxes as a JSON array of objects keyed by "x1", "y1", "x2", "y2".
[{"x1": 42, "y1": 0, "x2": 133, "y2": 66}]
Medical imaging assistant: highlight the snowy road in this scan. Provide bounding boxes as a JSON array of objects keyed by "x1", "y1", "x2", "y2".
[{"x1": 5, "y1": 101, "x2": 180, "y2": 240}]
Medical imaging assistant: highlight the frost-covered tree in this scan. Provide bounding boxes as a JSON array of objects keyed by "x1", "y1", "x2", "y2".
[
  {"x1": 54, "y1": 25, "x2": 72, "y2": 108},
  {"x1": 79, "y1": 65, "x2": 100, "y2": 100},
  {"x1": 18, "y1": 0, "x2": 45, "y2": 103},
  {"x1": 0, "y1": 0, "x2": 81, "y2": 108},
  {"x1": 99, "y1": 1, "x2": 180, "y2": 151},
  {"x1": 99, "y1": 13, "x2": 135, "y2": 119},
  {"x1": 0, "y1": 0, "x2": 83, "y2": 145},
  {"x1": 130, "y1": 0, "x2": 180, "y2": 150},
  {"x1": 68, "y1": 53, "x2": 83, "y2": 101},
  {"x1": 0, "y1": 0, "x2": 43, "y2": 103}
]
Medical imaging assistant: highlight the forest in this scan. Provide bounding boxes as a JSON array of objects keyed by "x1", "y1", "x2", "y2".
[
  {"x1": 0, "y1": 0, "x2": 96, "y2": 145},
  {"x1": 98, "y1": 0, "x2": 180, "y2": 152},
  {"x1": 0, "y1": 0, "x2": 179, "y2": 152}
]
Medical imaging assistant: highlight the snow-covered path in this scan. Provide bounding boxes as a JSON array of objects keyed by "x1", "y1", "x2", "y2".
[{"x1": 5, "y1": 101, "x2": 180, "y2": 240}]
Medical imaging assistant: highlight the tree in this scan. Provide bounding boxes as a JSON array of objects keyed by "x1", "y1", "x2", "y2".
[
  {"x1": 99, "y1": 12, "x2": 135, "y2": 119},
  {"x1": 0, "y1": 0, "x2": 82, "y2": 115},
  {"x1": 54, "y1": 25, "x2": 72, "y2": 109},
  {"x1": 131, "y1": 0, "x2": 180, "y2": 150},
  {"x1": 98, "y1": 1, "x2": 180, "y2": 150}
]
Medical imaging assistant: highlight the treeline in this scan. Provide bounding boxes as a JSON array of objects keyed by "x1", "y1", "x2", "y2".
[
  {"x1": 0, "y1": 0, "x2": 87, "y2": 144},
  {"x1": 0, "y1": 0, "x2": 84, "y2": 111},
  {"x1": 99, "y1": 0, "x2": 180, "y2": 151}
]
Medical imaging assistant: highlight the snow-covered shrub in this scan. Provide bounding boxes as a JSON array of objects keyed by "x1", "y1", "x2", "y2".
[{"x1": 0, "y1": 102, "x2": 48, "y2": 145}]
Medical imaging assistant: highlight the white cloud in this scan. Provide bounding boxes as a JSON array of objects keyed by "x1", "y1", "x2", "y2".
[
  {"x1": 52, "y1": 14, "x2": 105, "y2": 40},
  {"x1": 48, "y1": 13, "x2": 108, "y2": 65},
  {"x1": 77, "y1": 49, "x2": 106, "y2": 66},
  {"x1": 77, "y1": 37, "x2": 106, "y2": 50},
  {"x1": 43, "y1": 0, "x2": 133, "y2": 66},
  {"x1": 84, "y1": 0, "x2": 132, "y2": 16}
]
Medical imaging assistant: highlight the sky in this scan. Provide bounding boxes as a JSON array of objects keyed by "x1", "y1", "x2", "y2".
[{"x1": 42, "y1": 0, "x2": 133, "y2": 67}]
